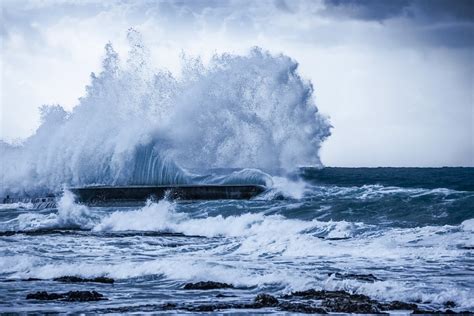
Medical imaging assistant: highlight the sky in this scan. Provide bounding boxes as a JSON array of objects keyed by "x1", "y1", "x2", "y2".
[{"x1": 1, "y1": 0, "x2": 473, "y2": 167}]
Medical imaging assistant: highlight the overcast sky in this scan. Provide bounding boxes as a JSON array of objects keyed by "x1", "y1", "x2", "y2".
[{"x1": 1, "y1": 0, "x2": 473, "y2": 167}]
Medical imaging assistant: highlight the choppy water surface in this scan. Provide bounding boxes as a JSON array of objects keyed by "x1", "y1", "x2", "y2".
[{"x1": 1, "y1": 168, "x2": 473, "y2": 313}]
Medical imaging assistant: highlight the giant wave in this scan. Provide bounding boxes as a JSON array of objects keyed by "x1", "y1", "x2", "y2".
[{"x1": 0, "y1": 29, "x2": 331, "y2": 196}]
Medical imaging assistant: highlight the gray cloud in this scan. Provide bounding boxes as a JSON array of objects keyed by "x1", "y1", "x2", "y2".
[
  {"x1": 323, "y1": 0, "x2": 474, "y2": 22},
  {"x1": 321, "y1": 0, "x2": 474, "y2": 47},
  {"x1": 322, "y1": 0, "x2": 411, "y2": 21}
]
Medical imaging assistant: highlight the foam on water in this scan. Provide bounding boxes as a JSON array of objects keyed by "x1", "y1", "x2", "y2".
[
  {"x1": 258, "y1": 176, "x2": 308, "y2": 200},
  {"x1": 461, "y1": 218, "x2": 474, "y2": 232},
  {"x1": 1, "y1": 188, "x2": 473, "y2": 310},
  {"x1": 6, "y1": 191, "x2": 472, "y2": 259}
]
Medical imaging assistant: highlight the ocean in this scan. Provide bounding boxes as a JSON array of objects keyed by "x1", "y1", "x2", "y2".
[{"x1": 1, "y1": 167, "x2": 473, "y2": 314}]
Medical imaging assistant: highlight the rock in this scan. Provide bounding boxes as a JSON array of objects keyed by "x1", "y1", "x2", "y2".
[
  {"x1": 26, "y1": 291, "x2": 106, "y2": 301},
  {"x1": 282, "y1": 290, "x2": 382, "y2": 314},
  {"x1": 90, "y1": 277, "x2": 114, "y2": 284},
  {"x1": 322, "y1": 297, "x2": 380, "y2": 314},
  {"x1": 445, "y1": 301, "x2": 456, "y2": 308},
  {"x1": 53, "y1": 276, "x2": 114, "y2": 284},
  {"x1": 254, "y1": 293, "x2": 279, "y2": 306},
  {"x1": 280, "y1": 289, "x2": 470, "y2": 314},
  {"x1": 183, "y1": 303, "x2": 238, "y2": 312},
  {"x1": 330, "y1": 272, "x2": 381, "y2": 282},
  {"x1": 26, "y1": 291, "x2": 64, "y2": 300},
  {"x1": 383, "y1": 300, "x2": 418, "y2": 311},
  {"x1": 64, "y1": 291, "x2": 105, "y2": 301},
  {"x1": 284, "y1": 289, "x2": 372, "y2": 301},
  {"x1": 279, "y1": 302, "x2": 327, "y2": 314},
  {"x1": 183, "y1": 281, "x2": 234, "y2": 290}
]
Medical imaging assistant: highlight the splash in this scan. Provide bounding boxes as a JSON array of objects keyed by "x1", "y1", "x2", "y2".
[
  {"x1": 0, "y1": 30, "x2": 331, "y2": 196},
  {"x1": 0, "y1": 191, "x2": 96, "y2": 231}
]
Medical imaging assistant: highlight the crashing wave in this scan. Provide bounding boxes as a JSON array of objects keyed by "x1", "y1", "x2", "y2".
[{"x1": 0, "y1": 29, "x2": 331, "y2": 196}]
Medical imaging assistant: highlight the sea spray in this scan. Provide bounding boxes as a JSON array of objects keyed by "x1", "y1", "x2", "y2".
[{"x1": 0, "y1": 30, "x2": 331, "y2": 196}]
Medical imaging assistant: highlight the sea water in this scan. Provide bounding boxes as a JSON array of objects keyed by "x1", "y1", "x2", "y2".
[{"x1": 0, "y1": 167, "x2": 473, "y2": 313}]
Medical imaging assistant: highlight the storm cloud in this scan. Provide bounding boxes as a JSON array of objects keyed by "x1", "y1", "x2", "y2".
[
  {"x1": 1, "y1": 0, "x2": 473, "y2": 166},
  {"x1": 321, "y1": 0, "x2": 474, "y2": 47}
]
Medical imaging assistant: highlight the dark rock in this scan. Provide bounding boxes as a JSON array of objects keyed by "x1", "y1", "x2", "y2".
[
  {"x1": 382, "y1": 300, "x2": 418, "y2": 310},
  {"x1": 27, "y1": 291, "x2": 64, "y2": 300},
  {"x1": 92, "y1": 277, "x2": 114, "y2": 284},
  {"x1": 183, "y1": 281, "x2": 234, "y2": 290},
  {"x1": 254, "y1": 293, "x2": 279, "y2": 306},
  {"x1": 322, "y1": 297, "x2": 380, "y2": 314},
  {"x1": 445, "y1": 301, "x2": 456, "y2": 308},
  {"x1": 64, "y1": 291, "x2": 105, "y2": 301},
  {"x1": 283, "y1": 290, "x2": 382, "y2": 313},
  {"x1": 183, "y1": 303, "x2": 237, "y2": 312},
  {"x1": 279, "y1": 302, "x2": 327, "y2": 314},
  {"x1": 281, "y1": 289, "x2": 473, "y2": 314},
  {"x1": 26, "y1": 291, "x2": 106, "y2": 301},
  {"x1": 53, "y1": 276, "x2": 114, "y2": 284},
  {"x1": 330, "y1": 272, "x2": 381, "y2": 282},
  {"x1": 284, "y1": 289, "x2": 373, "y2": 301}
]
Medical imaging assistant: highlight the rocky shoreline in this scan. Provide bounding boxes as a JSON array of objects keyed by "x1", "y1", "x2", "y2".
[{"x1": 22, "y1": 277, "x2": 472, "y2": 314}]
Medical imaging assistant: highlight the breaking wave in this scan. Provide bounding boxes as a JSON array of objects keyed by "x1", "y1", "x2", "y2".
[{"x1": 0, "y1": 29, "x2": 330, "y2": 196}]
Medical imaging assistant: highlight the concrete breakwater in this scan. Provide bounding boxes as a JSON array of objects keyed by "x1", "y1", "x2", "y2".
[
  {"x1": 1, "y1": 196, "x2": 57, "y2": 209},
  {"x1": 70, "y1": 185, "x2": 267, "y2": 206},
  {"x1": 1, "y1": 185, "x2": 267, "y2": 208}
]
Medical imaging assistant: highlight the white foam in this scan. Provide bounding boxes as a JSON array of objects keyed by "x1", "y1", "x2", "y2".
[
  {"x1": 0, "y1": 191, "x2": 96, "y2": 231},
  {"x1": 461, "y1": 218, "x2": 474, "y2": 232},
  {"x1": 258, "y1": 176, "x2": 309, "y2": 200},
  {"x1": 93, "y1": 198, "x2": 181, "y2": 232}
]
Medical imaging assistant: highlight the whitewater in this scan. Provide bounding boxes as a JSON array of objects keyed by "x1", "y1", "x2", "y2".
[
  {"x1": 1, "y1": 176, "x2": 473, "y2": 313},
  {"x1": 1, "y1": 31, "x2": 473, "y2": 314}
]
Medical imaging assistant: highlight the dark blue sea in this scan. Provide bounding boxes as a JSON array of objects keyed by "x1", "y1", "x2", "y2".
[{"x1": 1, "y1": 167, "x2": 473, "y2": 314}]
